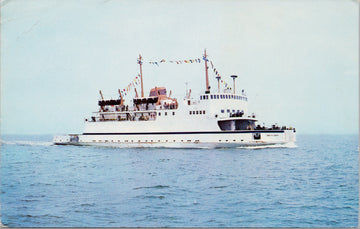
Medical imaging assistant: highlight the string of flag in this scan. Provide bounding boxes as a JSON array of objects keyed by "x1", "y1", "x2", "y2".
[
  {"x1": 120, "y1": 75, "x2": 141, "y2": 96},
  {"x1": 147, "y1": 58, "x2": 202, "y2": 66},
  {"x1": 207, "y1": 58, "x2": 232, "y2": 90},
  {"x1": 135, "y1": 55, "x2": 233, "y2": 93}
]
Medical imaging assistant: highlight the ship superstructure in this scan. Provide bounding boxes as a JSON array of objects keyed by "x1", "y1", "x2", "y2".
[{"x1": 54, "y1": 50, "x2": 296, "y2": 148}]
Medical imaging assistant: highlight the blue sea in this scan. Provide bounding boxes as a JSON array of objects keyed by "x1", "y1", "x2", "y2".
[{"x1": 0, "y1": 134, "x2": 358, "y2": 227}]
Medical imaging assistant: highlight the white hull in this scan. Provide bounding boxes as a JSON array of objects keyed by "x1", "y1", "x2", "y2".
[{"x1": 53, "y1": 130, "x2": 296, "y2": 148}]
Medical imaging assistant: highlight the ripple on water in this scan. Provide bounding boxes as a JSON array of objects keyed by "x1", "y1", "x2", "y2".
[{"x1": 133, "y1": 185, "x2": 170, "y2": 190}]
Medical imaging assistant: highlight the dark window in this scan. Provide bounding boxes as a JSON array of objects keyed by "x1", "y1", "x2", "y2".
[
  {"x1": 217, "y1": 95, "x2": 219, "y2": 99},
  {"x1": 205, "y1": 95, "x2": 208, "y2": 100},
  {"x1": 196, "y1": 111, "x2": 199, "y2": 114},
  {"x1": 165, "y1": 112, "x2": 167, "y2": 116},
  {"x1": 227, "y1": 109, "x2": 230, "y2": 113},
  {"x1": 200, "y1": 96, "x2": 202, "y2": 100},
  {"x1": 221, "y1": 109, "x2": 224, "y2": 113},
  {"x1": 232, "y1": 110, "x2": 235, "y2": 112},
  {"x1": 159, "y1": 112, "x2": 161, "y2": 116},
  {"x1": 189, "y1": 111, "x2": 192, "y2": 115},
  {"x1": 203, "y1": 110, "x2": 205, "y2": 114},
  {"x1": 173, "y1": 112, "x2": 175, "y2": 115},
  {"x1": 199, "y1": 111, "x2": 202, "y2": 114},
  {"x1": 211, "y1": 95, "x2": 213, "y2": 99}
]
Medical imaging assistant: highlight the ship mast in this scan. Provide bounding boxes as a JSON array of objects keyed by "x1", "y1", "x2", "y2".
[
  {"x1": 138, "y1": 54, "x2": 144, "y2": 97},
  {"x1": 204, "y1": 49, "x2": 210, "y2": 94},
  {"x1": 118, "y1": 89, "x2": 124, "y2": 105}
]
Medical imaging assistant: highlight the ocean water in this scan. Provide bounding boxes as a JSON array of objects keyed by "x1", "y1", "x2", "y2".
[{"x1": 0, "y1": 134, "x2": 358, "y2": 227}]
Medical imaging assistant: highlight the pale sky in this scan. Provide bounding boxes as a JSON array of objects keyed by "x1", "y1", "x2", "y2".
[{"x1": 1, "y1": 0, "x2": 358, "y2": 135}]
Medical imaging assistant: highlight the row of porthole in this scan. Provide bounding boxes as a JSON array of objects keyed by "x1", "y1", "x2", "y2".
[
  {"x1": 158, "y1": 111, "x2": 175, "y2": 116},
  {"x1": 189, "y1": 110, "x2": 206, "y2": 115},
  {"x1": 200, "y1": 94, "x2": 248, "y2": 101}
]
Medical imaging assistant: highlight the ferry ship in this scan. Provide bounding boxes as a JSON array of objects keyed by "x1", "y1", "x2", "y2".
[{"x1": 53, "y1": 50, "x2": 296, "y2": 148}]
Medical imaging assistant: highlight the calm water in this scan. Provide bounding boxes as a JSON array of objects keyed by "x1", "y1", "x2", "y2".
[{"x1": 0, "y1": 134, "x2": 358, "y2": 227}]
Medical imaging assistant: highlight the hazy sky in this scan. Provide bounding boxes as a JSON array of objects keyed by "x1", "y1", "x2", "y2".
[{"x1": 1, "y1": 0, "x2": 358, "y2": 135}]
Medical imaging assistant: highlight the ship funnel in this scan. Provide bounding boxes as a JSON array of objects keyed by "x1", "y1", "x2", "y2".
[{"x1": 231, "y1": 75, "x2": 238, "y2": 94}]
